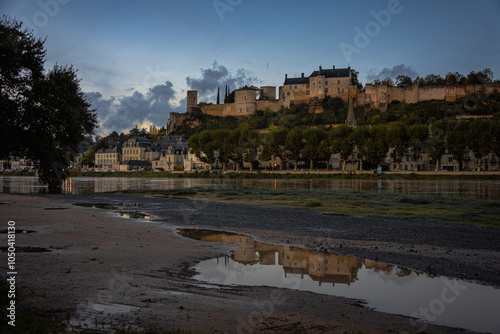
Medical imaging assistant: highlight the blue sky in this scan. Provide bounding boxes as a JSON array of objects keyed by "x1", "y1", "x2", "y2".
[{"x1": 2, "y1": 0, "x2": 500, "y2": 134}]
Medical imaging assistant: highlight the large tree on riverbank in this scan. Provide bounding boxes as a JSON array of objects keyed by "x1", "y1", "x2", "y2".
[{"x1": 0, "y1": 17, "x2": 97, "y2": 192}]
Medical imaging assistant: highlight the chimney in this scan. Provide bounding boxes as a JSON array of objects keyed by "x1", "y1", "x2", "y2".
[
  {"x1": 332, "y1": 65, "x2": 335, "y2": 69},
  {"x1": 319, "y1": 66, "x2": 322, "y2": 71},
  {"x1": 301, "y1": 73, "x2": 304, "y2": 78},
  {"x1": 285, "y1": 74, "x2": 288, "y2": 80}
]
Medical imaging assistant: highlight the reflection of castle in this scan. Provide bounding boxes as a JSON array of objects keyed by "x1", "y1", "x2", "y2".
[{"x1": 196, "y1": 232, "x2": 392, "y2": 286}]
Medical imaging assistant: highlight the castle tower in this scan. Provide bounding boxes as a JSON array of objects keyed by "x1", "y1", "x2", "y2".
[
  {"x1": 345, "y1": 97, "x2": 357, "y2": 127},
  {"x1": 234, "y1": 88, "x2": 257, "y2": 116},
  {"x1": 187, "y1": 90, "x2": 198, "y2": 113}
]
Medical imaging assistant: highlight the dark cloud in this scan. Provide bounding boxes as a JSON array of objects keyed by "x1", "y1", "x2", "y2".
[
  {"x1": 366, "y1": 64, "x2": 419, "y2": 82},
  {"x1": 186, "y1": 61, "x2": 260, "y2": 101},
  {"x1": 85, "y1": 81, "x2": 185, "y2": 135}
]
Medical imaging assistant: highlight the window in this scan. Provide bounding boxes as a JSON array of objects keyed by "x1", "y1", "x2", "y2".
[
  {"x1": 448, "y1": 157, "x2": 453, "y2": 162},
  {"x1": 325, "y1": 80, "x2": 328, "y2": 85},
  {"x1": 337, "y1": 88, "x2": 340, "y2": 93},
  {"x1": 337, "y1": 80, "x2": 340, "y2": 85},
  {"x1": 325, "y1": 88, "x2": 328, "y2": 93}
]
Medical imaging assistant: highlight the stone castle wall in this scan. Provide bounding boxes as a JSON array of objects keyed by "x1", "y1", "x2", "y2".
[{"x1": 357, "y1": 84, "x2": 499, "y2": 111}]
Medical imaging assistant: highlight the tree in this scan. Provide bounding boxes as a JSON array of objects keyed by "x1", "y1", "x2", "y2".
[
  {"x1": 188, "y1": 131, "x2": 215, "y2": 167},
  {"x1": 302, "y1": 128, "x2": 325, "y2": 171},
  {"x1": 130, "y1": 125, "x2": 141, "y2": 137},
  {"x1": 81, "y1": 149, "x2": 96, "y2": 167},
  {"x1": 446, "y1": 120, "x2": 469, "y2": 171},
  {"x1": 386, "y1": 123, "x2": 409, "y2": 171},
  {"x1": 329, "y1": 125, "x2": 354, "y2": 171},
  {"x1": 423, "y1": 74, "x2": 445, "y2": 86},
  {"x1": 444, "y1": 72, "x2": 465, "y2": 86},
  {"x1": 350, "y1": 69, "x2": 363, "y2": 89},
  {"x1": 427, "y1": 121, "x2": 446, "y2": 171},
  {"x1": 468, "y1": 119, "x2": 491, "y2": 169},
  {"x1": 492, "y1": 120, "x2": 500, "y2": 159},
  {"x1": 381, "y1": 77, "x2": 394, "y2": 86},
  {"x1": 395, "y1": 75, "x2": 412, "y2": 86},
  {"x1": 229, "y1": 124, "x2": 259, "y2": 171},
  {"x1": 365, "y1": 125, "x2": 389, "y2": 167},
  {"x1": 467, "y1": 68, "x2": 493, "y2": 85},
  {"x1": 350, "y1": 126, "x2": 370, "y2": 170},
  {"x1": 1, "y1": 17, "x2": 97, "y2": 192},
  {"x1": 408, "y1": 124, "x2": 429, "y2": 171},
  {"x1": 261, "y1": 128, "x2": 288, "y2": 170},
  {"x1": 284, "y1": 127, "x2": 304, "y2": 171},
  {"x1": 211, "y1": 129, "x2": 233, "y2": 170}
]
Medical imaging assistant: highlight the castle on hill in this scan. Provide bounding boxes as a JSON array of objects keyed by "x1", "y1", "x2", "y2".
[{"x1": 167, "y1": 65, "x2": 498, "y2": 134}]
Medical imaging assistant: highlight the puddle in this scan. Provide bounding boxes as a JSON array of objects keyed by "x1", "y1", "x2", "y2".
[
  {"x1": 118, "y1": 211, "x2": 155, "y2": 220},
  {"x1": 74, "y1": 203, "x2": 117, "y2": 210},
  {"x1": 178, "y1": 229, "x2": 500, "y2": 334},
  {"x1": 0, "y1": 246, "x2": 50, "y2": 252}
]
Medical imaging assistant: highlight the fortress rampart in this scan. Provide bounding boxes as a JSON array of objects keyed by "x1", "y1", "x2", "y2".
[{"x1": 166, "y1": 65, "x2": 500, "y2": 134}]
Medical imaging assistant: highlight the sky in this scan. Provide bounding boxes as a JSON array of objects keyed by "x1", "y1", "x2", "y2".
[{"x1": 2, "y1": 0, "x2": 500, "y2": 135}]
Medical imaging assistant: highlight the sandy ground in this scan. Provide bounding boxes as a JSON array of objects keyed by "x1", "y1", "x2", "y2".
[{"x1": 1, "y1": 193, "x2": 497, "y2": 333}]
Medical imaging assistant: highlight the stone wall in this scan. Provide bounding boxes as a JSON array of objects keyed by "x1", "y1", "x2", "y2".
[{"x1": 356, "y1": 84, "x2": 499, "y2": 111}]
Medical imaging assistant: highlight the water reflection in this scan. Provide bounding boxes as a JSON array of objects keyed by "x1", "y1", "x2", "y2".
[
  {"x1": 178, "y1": 229, "x2": 500, "y2": 333},
  {"x1": 0, "y1": 176, "x2": 499, "y2": 199}
]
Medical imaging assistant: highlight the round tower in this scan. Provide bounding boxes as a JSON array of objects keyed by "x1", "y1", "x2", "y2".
[{"x1": 235, "y1": 88, "x2": 257, "y2": 116}]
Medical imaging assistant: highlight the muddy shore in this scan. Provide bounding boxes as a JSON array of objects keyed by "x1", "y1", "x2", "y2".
[{"x1": 1, "y1": 193, "x2": 499, "y2": 333}]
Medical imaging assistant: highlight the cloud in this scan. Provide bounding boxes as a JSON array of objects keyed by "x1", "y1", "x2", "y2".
[
  {"x1": 85, "y1": 81, "x2": 185, "y2": 135},
  {"x1": 366, "y1": 64, "x2": 419, "y2": 82},
  {"x1": 186, "y1": 61, "x2": 260, "y2": 101}
]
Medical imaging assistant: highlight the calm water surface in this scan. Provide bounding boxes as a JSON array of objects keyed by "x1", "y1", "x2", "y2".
[
  {"x1": 0, "y1": 176, "x2": 499, "y2": 199},
  {"x1": 179, "y1": 229, "x2": 500, "y2": 333}
]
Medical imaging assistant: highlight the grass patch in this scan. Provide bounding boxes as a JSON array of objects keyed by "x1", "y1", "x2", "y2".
[{"x1": 116, "y1": 186, "x2": 500, "y2": 228}]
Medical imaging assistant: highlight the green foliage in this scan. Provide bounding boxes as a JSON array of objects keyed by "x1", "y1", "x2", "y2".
[
  {"x1": 446, "y1": 120, "x2": 469, "y2": 171},
  {"x1": 386, "y1": 123, "x2": 409, "y2": 169},
  {"x1": 0, "y1": 17, "x2": 97, "y2": 192},
  {"x1": 329, "y1": 125, "x2": 354, "y2": 171},
  {"x1": 284, "y1": 127, "x2": 304, "y2": 171},
  {"x1": 302, "y1": 128, "x2": 326, "y2": 170},
  {"x1": 427, "y1": 121, "x2": 446, "y2": 170},
  {"x1": 81, "y1": 149, "x2": 96, "y2": 167},
  {"x1": 467, "y1": 119, "x2": 492, "y2": 167}
]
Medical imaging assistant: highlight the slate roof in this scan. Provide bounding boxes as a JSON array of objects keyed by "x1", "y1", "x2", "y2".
[
  {"x1": 96, "y1": 145, "x2": 122, "y2": 154},
  {"x1": 309, "y1": 67, "x2": 350, "y2": 78},
  {"x1": 284, "y1": 66, "x2": 350, "y2": 85},
  {"x1": 283, "y1": 77, "x2": 310, "y2": 85}
]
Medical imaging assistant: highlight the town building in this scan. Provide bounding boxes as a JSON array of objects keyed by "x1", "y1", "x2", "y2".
[
  {"x1": 121, "y1": 137, "x2": 151, "y2": 161},
  {"x1": 95, "y1": 145, "x2": 122, "y2": 171}
]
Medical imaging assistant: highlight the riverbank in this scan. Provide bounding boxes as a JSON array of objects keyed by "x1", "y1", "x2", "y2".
[
  {"x1": 3, "y1": 170, "x2": 500, "y2": 181},
  {"x1": 1, "y1": 193, "x2": 499, "y2": 333}
]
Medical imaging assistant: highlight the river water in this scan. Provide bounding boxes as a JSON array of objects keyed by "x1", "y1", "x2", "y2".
[{"x1": 0, "y1": 176, "x2": 499, "y2": 199}]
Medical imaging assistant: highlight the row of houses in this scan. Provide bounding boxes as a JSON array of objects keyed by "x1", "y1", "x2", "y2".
[
  {"x1": 96, "y1": 134, "x2": 498, "y2": 172},
  {"x1": 94, "y1": 135, "x2": 210, "y2": 172}
]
